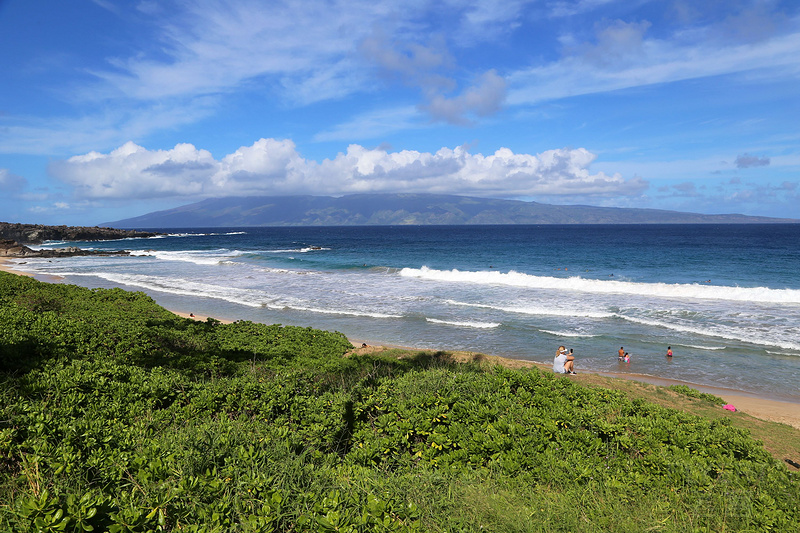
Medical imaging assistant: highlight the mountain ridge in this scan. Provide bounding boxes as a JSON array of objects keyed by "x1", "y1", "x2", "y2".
[{"x1": 105, "y1": 193, "x2": 799, "y2": 228}]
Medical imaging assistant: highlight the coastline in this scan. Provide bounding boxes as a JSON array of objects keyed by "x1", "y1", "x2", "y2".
[{"x1": 3, "y1": 259, "x2": 799, "y2": 430}]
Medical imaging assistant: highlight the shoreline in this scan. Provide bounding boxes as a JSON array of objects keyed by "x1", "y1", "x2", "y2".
[
  {"x1": 4, "y1": 259, "x2": 800, "y2": 429},
  {"x1": 0, "y1": 258, "x2": 35, "y2": 277}
]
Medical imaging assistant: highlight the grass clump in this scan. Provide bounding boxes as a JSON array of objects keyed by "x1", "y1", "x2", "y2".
[
  {"x1": 1, "y1": 271, "x2": 798, "y2": 531},
  {"x1": 668, "y1": 384, "x2": 725, "y2": 405}
]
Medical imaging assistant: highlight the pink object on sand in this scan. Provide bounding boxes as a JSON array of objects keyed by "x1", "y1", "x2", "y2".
[{"x1": 722, "y1": 404, "x2": 737, "y2": 412}]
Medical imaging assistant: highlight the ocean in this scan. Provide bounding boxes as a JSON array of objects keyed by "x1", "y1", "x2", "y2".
[{"x1": 13, "y1": 224, "x2": 800, "y2": 402}]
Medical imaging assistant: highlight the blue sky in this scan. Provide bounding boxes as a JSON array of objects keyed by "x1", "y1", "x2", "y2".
[{"x1": 1, "y1": 0, "x2": 799, "y2": 225}]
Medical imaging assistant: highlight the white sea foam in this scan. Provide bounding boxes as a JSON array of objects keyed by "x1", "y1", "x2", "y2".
[
  {"x1": 539, "y1": 329, "x2": 599, "y2": 338},
  {"x1": 257, "y1": 267, "x2": 319, "y2": 276},
  {"x1": 677, "y1": 344, "x2": 727, "y2": 351},
  {"x1": 621, "y1": 315, "x2": 800, "y2": 352},
  {"x1": 403, "y1": 267, "x2": 800, "y2": 304},
  {"x1": 444, "y1": 299, "x2": 614, "y2": 319},
  {"x1": 426, "y1": 318, "x2": 501, "y2": 329},
  {"x1": 164, "y1": 231, "x2": 247, "y2": 237},
  {"x1": 134, "y1": 249, "x2": 243, "y2": 265},
  {"x1": 766, "y1": 350, "x2": 799, "y2": 357},
  {"x1": 261, "y1": 247, "x2": 330, "y2": 253},
  {"x1": 287, "y1": 305, "x2": 403, "y2": 319},
  {"x1": 61, "y1": 272, "x2": 265, "y2": 308}
]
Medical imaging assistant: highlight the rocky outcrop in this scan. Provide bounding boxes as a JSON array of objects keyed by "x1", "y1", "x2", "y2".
[
  {"x1": 0, "y1": 239, "x2": 130, "y2": 258},
  {"x1": 0, "y1": 222, "x2": 160, "y2": 245}
]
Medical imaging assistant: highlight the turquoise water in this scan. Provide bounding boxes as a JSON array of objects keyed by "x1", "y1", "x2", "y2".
[{"x1": 15, "y1": 224, "x2": 800, "y2": 401}]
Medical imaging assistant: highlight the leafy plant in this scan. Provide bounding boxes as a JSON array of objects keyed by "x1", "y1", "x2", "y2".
[{"x1": 1, "y1": 271, "x2": 798, "y2": 532}]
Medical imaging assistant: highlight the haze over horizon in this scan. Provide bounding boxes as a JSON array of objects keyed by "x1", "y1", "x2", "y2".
[{"x1": 1, "y1": 0, "x2": 799, "y2": 225}]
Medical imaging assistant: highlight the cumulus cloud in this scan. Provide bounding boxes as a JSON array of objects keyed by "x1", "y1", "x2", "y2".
[
  {"x1": 50, "y1": 141, "x2": 217, "y2": 199},
  {"x1": 0, "y1": 169, "x2": 28, "y2": 192},
  {"x1": 735, "y1": 153, "x2": 770, "y2": 168},
  {"x1": 50, "y1": 139, "x2": 646, "y2": 200}
]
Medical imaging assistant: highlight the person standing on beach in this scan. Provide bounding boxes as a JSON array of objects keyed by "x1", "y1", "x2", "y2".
[{"x1": 553, "y1": 346, "x2": 576, "y2": 375}]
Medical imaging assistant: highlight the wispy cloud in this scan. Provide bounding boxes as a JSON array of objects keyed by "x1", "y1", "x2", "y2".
[
  {"x1": 0, "y1": 99, "x2": 218, "y2": 156},
  {"x1": 313, "y1": 106, "x2": 423, "y2": 142},
  {"x1": 508, "y1": 16, "x2": 800, "y2": 105},
  {"x1": 92, "y1": 0, "x2": 383, "y2": 103}
]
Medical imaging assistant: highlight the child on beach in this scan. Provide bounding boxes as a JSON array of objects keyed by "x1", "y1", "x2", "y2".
[{"x1": 553, "y1": 346, "x2": 576, "y2": 375}]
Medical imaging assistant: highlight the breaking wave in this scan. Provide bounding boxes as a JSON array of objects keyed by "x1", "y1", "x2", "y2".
[{"x1": 403, "y1": 267, "x2": 800, "y2": 304}]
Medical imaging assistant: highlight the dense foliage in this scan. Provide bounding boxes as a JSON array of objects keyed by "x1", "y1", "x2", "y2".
[{"x1": 1, "y1": 271, "x2": 798, "y2": 532}]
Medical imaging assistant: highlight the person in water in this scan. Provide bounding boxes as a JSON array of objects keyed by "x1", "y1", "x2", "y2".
[
  {"x1": 666, "y1": 346, "x2": 673, "y2": 358},
  {"x1": 618, "y1": 346, "x2": 625, "y2": 360},
  {"x1": 553, "y1": 345, "x2": 576, "y2": 375}
]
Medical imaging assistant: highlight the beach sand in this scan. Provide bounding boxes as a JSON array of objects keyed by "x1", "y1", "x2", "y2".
[
  {"x1": 171, "y1": 310, "x2": 234, "y2": 324},
  {"x1": 0, "y1": 258, "x2": 35, "y2": 277},
  {"x1": 3, "y1": 259, "x2": 799, "y2": 431}
]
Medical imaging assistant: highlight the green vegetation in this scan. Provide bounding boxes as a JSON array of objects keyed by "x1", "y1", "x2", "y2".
[
  {"x1": 668, "y1": 385, "x2": 725, "y2": 405},
  {"x1": 1, "y1": 271, "x2": 798, "y2": 532}
]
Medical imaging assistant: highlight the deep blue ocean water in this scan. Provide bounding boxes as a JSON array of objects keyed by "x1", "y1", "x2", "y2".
[{"x1": 14, "y1": 224, "x2": 800, "y2": 401}]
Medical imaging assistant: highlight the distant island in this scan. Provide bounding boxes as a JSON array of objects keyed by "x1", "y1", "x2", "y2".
[{"x1": 104, "y1": 193, "x2": 799, "y2": 228}]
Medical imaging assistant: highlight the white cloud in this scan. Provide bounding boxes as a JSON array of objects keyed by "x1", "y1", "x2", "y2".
[
  {"x1": 92, "y1": 0, "x2": 405, "y2": 105},
  {"x1": 547, "y1": 0, "x2": 617, "y2": 18},
  {"x1": 508, "y1": 17, "x2": 800, "y2": 105},
  {"x1": 0, "y1": 100, "x2": 218, "y2": 156},
  {"x1": 50, "y1": 138, "x2": 646, "y2": 200},
  {"x1": 28, "y1": 202, "x2": 72, "y2": 214},
  {"x1": 51, "y1": 141, "x2": 217, "y2": 199},
  {"x1": 450, "y1": 0, "x2": 530, "y2": 45}
]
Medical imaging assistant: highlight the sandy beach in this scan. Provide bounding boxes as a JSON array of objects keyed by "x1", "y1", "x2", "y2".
[
  {"x1": 0, "y1": 258, "x2": 34, "y2": 277},
  {"x1": 3, "y1": 258, "x2": 799, "y2": 431}
]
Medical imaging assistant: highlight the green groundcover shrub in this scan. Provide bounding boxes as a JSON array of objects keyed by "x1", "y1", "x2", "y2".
[{"x1": 1, "y1": 271, "x2": 798, "y2": 532}]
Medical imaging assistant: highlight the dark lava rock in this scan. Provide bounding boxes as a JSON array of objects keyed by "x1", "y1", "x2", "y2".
[{"x1": 0, "y1": 222, "x2": 160, "y2": 245}]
